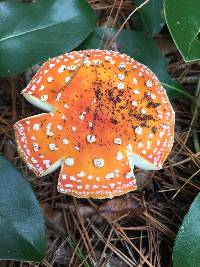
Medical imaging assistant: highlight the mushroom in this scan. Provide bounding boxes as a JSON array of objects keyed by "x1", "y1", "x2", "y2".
[{"x1": 14, "y1": 49, "x2": 175, "y2": 199}]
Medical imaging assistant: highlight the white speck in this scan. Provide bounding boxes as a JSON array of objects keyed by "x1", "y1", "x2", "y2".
[
  {"x1": 65, "y1": 184, "x2": 73, "y2": 188},
  {"x1": 79, "y1": 111, "x2": 86, "y2": 122},
  {"x1": 77, "y1": 185, "x2": 83, "y2": 190},
  {"x1": 33, "y1": 124, "x2": 40, "y2": 131},
  {"x1": 105, "y1": 172, "x2": 115, "y2": 180},
  {"x1": 65, "y1": 77, "x2": 71, "y2": 83},
  {"x1": 145, "y1": 80, "x2": 153, "y2": 88},
  {"x1": 69, "y1": 176, "x2": 76, "y2": 181},
  {"x1": 43, "y1": 160, "x2": 50, "y2": 168},
  {"x1": 68, "y1": 54, "x2": 75, "y2": 59},
  {"x1": 47, "y1": 76, "x2": 54, "y2": 83},
  {"x1": 58, "y1": 65, "x2": 66, "y2": 73},
  {"x1": 33, "y1": 143, "x2": 39, "y2": 152},
  {"x1": 86, "y1": 134, "x2": 96, "y2": 143},
  {"x1": 72, "y1": 126, "x2": 76, "y2": 132},
  {"x1": 64, "y1": 157, "x2": 74, "y2": 166},
  {"x1": 68, "y1": 65, "x2": 76, "y2": 71},
  {"x1": 119, "y1": 62, "x2": 126, "y2": 70},
  {"x1": 83, "y1": 59, "x2": 91, "y2": 66},
  {"x1": 64, "y1": 103, "x2": 69, "y2": 109},
  {"x1": 31, "y1": 83, "x2": 36, "y2": 88},
  {"x1": 31, "y1": 157, "x2": 37, "y2": 163},
  {"x1": 131, "y1": 100, "x2": 138, "y2": 107},
  {"x1": 102, "y1": 185, "x2": 108, "y2": 189},
  {"x1": 49, "y1": 63, "x2": 55, "y2": 69},
  {"x1": 157, "y1": 111, "x2": 163, "y2": 119},
  {"x1": 96, "y1": 177, "x2": 100, "y2": 181},
  {"x1": 135, "y1": 126, "x2": 143, "y2": 135},
  {"x1": 57, "y1": 124, "x2": 63, "y2": 131},
  {"x1": 87, "y1": 175, "x2": 93, "y2": 180},
  {"x1": 141, "y1": 108, "x2": 146, "y2": 114},
  {"x1": 109, "y1": 183, "x2": 115, "y2": 188},
  {"x1": 138, "y1": 72, "x2": 143, "y2": 77},
  {"x1": 77, "y1": 171, "x2": 85, "y2": 177},
  {"x1": 93, "y1": 158, "x2": 104, "y2": 168},
  {"x1": 133, "y1": 89, "x2": 140, "y2": 94},
  {"x1": 56, "y1": 92, "x2": 62, "y2": 102},
  {"x1": 46, "y1": 123, "x2": 54, "y2": 136},
  {"x1": 148, "y1": 133, "x2": 153, "y2": 139},
  {"x1": 114, "y1": 137, "x2": 122, "y2": 145},
  {"x1": 74, "y1": 145, "x2": 80, "y2": 151},
  {"x1": 147, "y1": 141, "x2": 151, "y2": 149},
  {"x1": 118, "y1": 73, "x2": 125, "y2": 80},
  {"x1": 85, "y1": 184, "x2": 90, "y2": 190},
  {"x1": 116, "y1": 151, "x2": 124, "y2": 160},
  {"x1": 61, "y1": 114, "x2": 66, "y2": 120},
  {"x1": 62, "y1": 139, "x2": 69, "y2": 145},
  {"x1": 74, "y1": 59, "x2": 81, "y2": 64},
  {"x1": 59, "y1": 187, "x2": 65, "y2": 192},
  {"x1": 117, "y1": 82, "x2": 124, "y2": 90},
  {"x1": 62, "y1": 174, "x2": 67, "y2": 180},
  {"x1": 43, "y1": 70, "x2": 49, "y2": 75},
  {"x1": 137, "y1": 142, "x2": 143, "y2": 148},
  {"x1": 151, "y1": 93, "x2": 156, "y2": 99},
  {"x1": 93, "y1": 59, "x2": 101, "y2": 65},
  {"x1": 132, "y1": 78, "x2": 138, "y2": 84},
  {"x1": 148, "y1": 155, "x2": 153, "y2": 159},
  {"x1": 142, "y1": 150, "x2": 146, "y2": 155},
  {"x1": 157, "y1": 140, "x2": 160, "y2": 145},
  {"x1": 153, "y1": 148, "x2": 157, "y2": 154},
  {"x1": 126, "y1": 144, "x2": 133, "y2": 152},
  {"x1": 26, "y1": 121, "x2": 30, "y2": 125},
  {"x1": 88, "y1": 122, "x2": 93, "y2": 128},
  {"x1": 159, "y1": 131, "x2": 165, "y2": 138},
  {"x1": 114, "y1": 169, "x2": 120, "y2": 177},
  {"x1": 49, "y1": 143, "x2": 58, "y2": 151},
  {"x1": 39, "y1": 85, "x2": 45, "y2": 91},
  {"x1": 125, "y1": 170, "x2": 135, "y2": 179},
  {"x1": 161, "y1": 124, "x2": 166, "y2": 130},
  {"x1": 41, "y1": 95, "x2": 48, "y2": 102},
  {"x1": 105, "y1": 56, "x2": 112, "y2": 61}
]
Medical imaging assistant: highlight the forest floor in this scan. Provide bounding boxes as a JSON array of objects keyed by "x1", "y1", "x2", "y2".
[{"x1": 0, "y1": 1, "x2": 200, "y2": 266}]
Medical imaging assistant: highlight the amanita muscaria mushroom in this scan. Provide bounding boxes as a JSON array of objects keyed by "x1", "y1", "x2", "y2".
[{"x1": 14, "y1": 49, "x2": 175, "y2": 199}]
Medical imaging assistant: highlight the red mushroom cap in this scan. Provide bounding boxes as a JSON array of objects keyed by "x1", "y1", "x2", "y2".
[{"x1": 14, "y1": 49, "x2": 175, "y2": 199}]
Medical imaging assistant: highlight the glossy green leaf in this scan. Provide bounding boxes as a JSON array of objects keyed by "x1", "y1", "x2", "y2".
[
  {"x1": 80, "y1": 27, "x2": 190, "y2": 99},
  {"x1": 173, "y1": 193, "x2": 200, "y2": 267},
  {"x1": 0, "y1": 156, "x2": 47, "y2": 261},
  {"x1": 164, "y1": 0, "x2": 200, "y2": 62},
  {"x1": 133, "y1": 0, "x2": 165, "y2": 35},
  {"x1": 0, "y1": 0, "x2": 96, "y2": 77}
]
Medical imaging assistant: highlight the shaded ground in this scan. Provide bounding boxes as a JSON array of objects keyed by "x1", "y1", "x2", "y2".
[{"x1": 0, "y1": 1, "x2": 200, "y2": 266}]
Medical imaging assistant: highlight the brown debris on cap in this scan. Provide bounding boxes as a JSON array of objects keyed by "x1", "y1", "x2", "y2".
[{"x1": 14, "y1": 49, "x2": 175, "y2": 199}]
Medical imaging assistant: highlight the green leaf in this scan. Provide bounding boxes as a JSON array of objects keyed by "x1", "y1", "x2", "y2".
[
  {"x1": 0, "y1": 0, "x2": 96, "y2": 77},
  {"x1": 173, "y1": 193, "x2": 200, "y2": 267},
  {"x1": 133, "y1": 0, "x2": 165, "y2": 35},
  {"x1": 0, "y1": 156, "x2": 47, "y2": 261},
  {"x1": 80, "y1": 27, "x2": 190, "y2": 99},
  {"x1": 164, "y1": 0, "x2": 200, "y2": 62}
]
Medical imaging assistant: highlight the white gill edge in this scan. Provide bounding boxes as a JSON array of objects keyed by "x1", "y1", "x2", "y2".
[
  {"x1": 127, "y1": 151, "x2": 162, "y2": 171},
  {"x1": 23, "y1": 93, "x2": 55, "y2": 112},
  {"x1": 41, "y1": 159, "x2": 63, "y2": 176}
]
